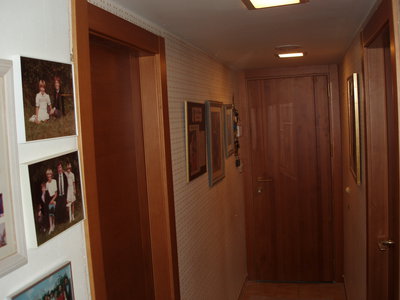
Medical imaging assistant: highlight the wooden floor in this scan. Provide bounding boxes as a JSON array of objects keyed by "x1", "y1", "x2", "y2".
[{"x1": 239, "y1": 281, "x2": 347, "y2": 300}]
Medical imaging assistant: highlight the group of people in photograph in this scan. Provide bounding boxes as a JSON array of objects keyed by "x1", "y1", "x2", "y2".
[
  {"x1": 29, "y1": 76, "x2": 66, "y2": 124},
  {"x1": 38, "y1": 276, "x2": 72, "y2": 300},
  {"x1": 37, "y1": 161, "x2": 76, "y2": 235}
]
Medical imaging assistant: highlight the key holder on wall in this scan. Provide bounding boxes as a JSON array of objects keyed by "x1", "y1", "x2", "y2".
[{"x1": 232, "y1": 99, "x2": 241, "y2": 170}]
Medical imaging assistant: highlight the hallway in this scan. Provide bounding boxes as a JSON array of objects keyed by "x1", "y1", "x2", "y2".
[
  {"x1": 0, "y1": 0, "x2": 399, "y2": 299},
  {"x1": 240, "y1": 282, "x2": 346, "y2": 300}
]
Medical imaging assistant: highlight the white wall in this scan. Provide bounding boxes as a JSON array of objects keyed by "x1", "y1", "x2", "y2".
[
  {"x1": 88, "y1": 1, "x2": 248, "y2": 299},
  {"x1": 0, "y1": 1, "x2": 91, "y2": 299}
]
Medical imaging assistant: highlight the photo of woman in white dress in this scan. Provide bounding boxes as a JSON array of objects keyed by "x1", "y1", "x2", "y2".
[
  {"x1": 65, "y1": 162, "x2": 76, "y2": 222},
  {"x1": 29, "y1": 80, "x2": 54, "y2": 124}
]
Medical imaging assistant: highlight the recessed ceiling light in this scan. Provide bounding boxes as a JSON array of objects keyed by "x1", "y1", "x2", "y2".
[
  {"x1": 277, "y1": 52, "x2": 305, "y2": 58},
  {"x1": 242, "y1": 0, "x2": 308, "y2": 10}
]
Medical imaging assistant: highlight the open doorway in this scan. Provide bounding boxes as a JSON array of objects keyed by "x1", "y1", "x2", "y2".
[
  {"x1": 362, "y1": 1, "x2": 399, "y2": 298},
  {"x1": 72, "y1": 2, "x2": 180, "y2": 299}
]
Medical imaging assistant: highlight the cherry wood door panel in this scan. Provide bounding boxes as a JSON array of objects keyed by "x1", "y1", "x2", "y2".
[
  {"x1": 89, "y1": 34, "x2": 154, "y2": 300},
  {"x1": 248, "y1": 75, "x2": 334, "y2": 282}
]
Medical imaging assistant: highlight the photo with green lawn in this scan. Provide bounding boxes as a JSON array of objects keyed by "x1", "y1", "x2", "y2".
[
  {"x1": 28, "y1": 151, "x2": 84, "y2": 246},
  {"x1": 21, "y1": 56, "x2": 76, "y2": 141}
]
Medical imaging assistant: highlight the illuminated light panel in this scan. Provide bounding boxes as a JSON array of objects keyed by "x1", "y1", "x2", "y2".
[
  {"x1": 249, "y1": 0, "x2": 300, "y2": 8},
  {"x1": 278, "y1": 52, "x2": 304, "y2": 58}
]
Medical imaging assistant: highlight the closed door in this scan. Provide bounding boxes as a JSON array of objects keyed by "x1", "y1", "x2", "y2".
[
  {"x1": 89, "y1": 34, "x2": 154, "y2": 299},
  {"x1": 247, "y1": 75, "x2": 334, "y2": 281}
]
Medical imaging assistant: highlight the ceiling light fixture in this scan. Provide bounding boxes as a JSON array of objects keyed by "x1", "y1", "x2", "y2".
[
  {"x1": 242, "y1": 0, "x2": 308, "y2": 10},
  {"x1": 278, "y1": 52, "x2": 305, "y2": 58}
]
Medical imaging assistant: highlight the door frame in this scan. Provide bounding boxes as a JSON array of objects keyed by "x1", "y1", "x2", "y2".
[
  {"x1": 362, "y1": 0, "x2": 399, "y2": 299},
  {"x1": 71, "y1": 1, "x2": 180, "y2": 299},
  {"x1": 242, "y1": 65, "x2": 343, "y2": 282}
]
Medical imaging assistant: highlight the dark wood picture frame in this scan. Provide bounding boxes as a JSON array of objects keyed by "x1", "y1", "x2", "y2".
[
  {"x1": 347, "y1": 72, "x2": 361, "y2": 185},
  {"x1": 224, "y1": 104, "x2": 234, "y2": 158},
  {"x1": 206, "y1": 101, "x2": 225, "y2": 186},
  {"x1": 185, "y1": 101, "x2": 207, "y2": 182}
]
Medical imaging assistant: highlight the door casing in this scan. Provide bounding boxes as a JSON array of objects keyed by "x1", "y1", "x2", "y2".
[
  {"x1": 362, "y1": 0, "x2": 399, "y2": 299},
  {"x1": 71, "y1": 1, "x2": 180, "y2": 299}
]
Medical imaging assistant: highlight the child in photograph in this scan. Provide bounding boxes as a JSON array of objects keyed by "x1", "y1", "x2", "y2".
[
  {"x1": 29, "y1": 80, "x2": 54, "y2": 124},
  {"x1": 65, "y1": 162, "x2": 76, "y2": 222},
  {"x1": 38, "y1": 182, "x2": 49, "y2": 232},
  {"x1": 45, "y1": 168, "x2": 58, "y2": 234}
]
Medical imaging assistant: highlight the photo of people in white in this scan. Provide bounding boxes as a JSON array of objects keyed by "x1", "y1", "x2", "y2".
[{"x1": 28, "y1": 152, "x2": 83, "y2": 245}]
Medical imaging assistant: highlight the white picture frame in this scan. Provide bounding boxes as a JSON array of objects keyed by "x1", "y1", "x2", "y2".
[{"x1": 0, "y1": 59, "x2": 27, "y2": 277}]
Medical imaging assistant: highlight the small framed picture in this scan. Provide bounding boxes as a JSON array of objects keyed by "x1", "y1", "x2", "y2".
[
  {"x1": 9, "y1": 262, "x2": 74, "y2": 300},
  {"x1": 185, "y1": 101, "x2": 207, "y2": 182},
  {"x1": 347, "y1": 73, "x2": 361, "y2": 185},
  {"x1": 224, "y1": 104, "x2": 234, "y2": 157},
  {"x1": 20, "y1": 56, "x2": 77, "y2": 141},
  {"x1": 28, "y1": 151, "x2": 84, "y2": 246},
  {"x1": 206, "y1": 101, "x2": 225, "y2": 186}
]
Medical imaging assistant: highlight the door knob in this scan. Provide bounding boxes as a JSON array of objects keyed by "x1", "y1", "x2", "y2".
[{"x1": 378, "y1": 240, "x2": 396, "y2": 251}]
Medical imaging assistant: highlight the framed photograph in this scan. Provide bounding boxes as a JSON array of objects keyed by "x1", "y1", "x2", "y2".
[
  {"x1": 206, "y1": 101, "x2": 225, "y2": 186},
  {"x1": 0, "y1": 59, "x2": 27, "y2": 278},
  {"x1": 28, "y1": 151, "x2": 84, "y2": 246},
  {"x1": 9, "y1": 262, "x2": 74, "y2": 300},
  {"x1": 20, "y1": 56, "x2": 76, "y2": 141},
  {"x1": 348, "y1": 73, "x2": 361, "y2": 185},
  {"x1": 224, "y1": 104, "x2": 234, "y2": 157},
  {"x1": 185, "y1": 101, "x2": 207, "y2": 182}
]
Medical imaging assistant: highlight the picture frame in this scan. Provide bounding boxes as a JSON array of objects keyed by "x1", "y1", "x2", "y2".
[
  {"x1": 28, "y1": 151, "x2": 84, "y2": 246},
  {"x1": 224, "y1": 104, "x2": 234, "y2": 157},
  {"x1": 347, "y1": 72, "x2": 361, "y2": 185},
  {"x1": 15, "y1": 56, "x2": 77, "y2": 142},
  {"x1": 9, "y1": 262, "x2": 74, "y2": 300},
  {"x1": 0, "y1": 59, "x2": 27, "y2": 278},
  {"x1": 185, "y1": 101, "x2": 207, "y2": 182},
  {"x1": 206, "y1": 101, "x2": 225, "y2": 186}
]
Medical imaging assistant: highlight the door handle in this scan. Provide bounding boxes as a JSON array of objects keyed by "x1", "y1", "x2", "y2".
[
  {"x1": 378, "y1": 240, "x2": 396, "y2": 251},
  {"x1": 256, "y1": 177, "x2": 273, "y2": 183}
]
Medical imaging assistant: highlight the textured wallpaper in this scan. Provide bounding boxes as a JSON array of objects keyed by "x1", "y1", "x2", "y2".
[{"x1": 88, "y1": 1, "x2": 247, "y2": 299}]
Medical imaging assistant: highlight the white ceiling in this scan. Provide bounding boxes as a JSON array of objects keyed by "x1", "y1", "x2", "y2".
[{"x1": 112, "y1": 0, "x2": 379, "y2": 69}]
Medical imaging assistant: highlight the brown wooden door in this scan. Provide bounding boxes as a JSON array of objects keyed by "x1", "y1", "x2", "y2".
[
  {"x1": 247, "y1": 75, "x2": 334, "y2": 281},
  {"x1": 363, "y1": 23, "x2": 399, "y2": 300},
  {"x1": 89, "y1": 34, "x2": 154, "y2": 299}
]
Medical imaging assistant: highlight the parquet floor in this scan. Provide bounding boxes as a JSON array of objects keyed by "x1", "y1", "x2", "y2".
[{"x1": 239, "y1": 281, "x2": 347, "y2": 300}]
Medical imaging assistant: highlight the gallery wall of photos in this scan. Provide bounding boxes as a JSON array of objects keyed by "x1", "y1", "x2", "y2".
[
  {"x1": 0, "y1": 56, "x2": 84, "y2": 299},
  {"x1": 185, "y1": 99, "x2": 241, "y2": 187}
]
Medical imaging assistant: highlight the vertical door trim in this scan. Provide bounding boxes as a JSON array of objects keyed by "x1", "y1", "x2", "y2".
[{"x1": 71, "y1": 1, "x2": 180, "y2": 299}]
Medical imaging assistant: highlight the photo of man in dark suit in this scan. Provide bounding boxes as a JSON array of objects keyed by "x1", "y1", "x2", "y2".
[
  {"x1": 55, "y1": 161, "x2": 68, "y2": 224},
  {"x1": 52, "y1": 76, "x2": 65, "y2": 118}
]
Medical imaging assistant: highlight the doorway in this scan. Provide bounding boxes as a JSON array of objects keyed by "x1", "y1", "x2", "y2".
[
  {"x1": 244, "y1": 65, "x2": 343, "y2": 282},
  {"x1": 72, "y1": 2, "x2": 180, "y2": 299},
  {"x1": 362, "y1": 1, "x2": 399, "y2": 298}
]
